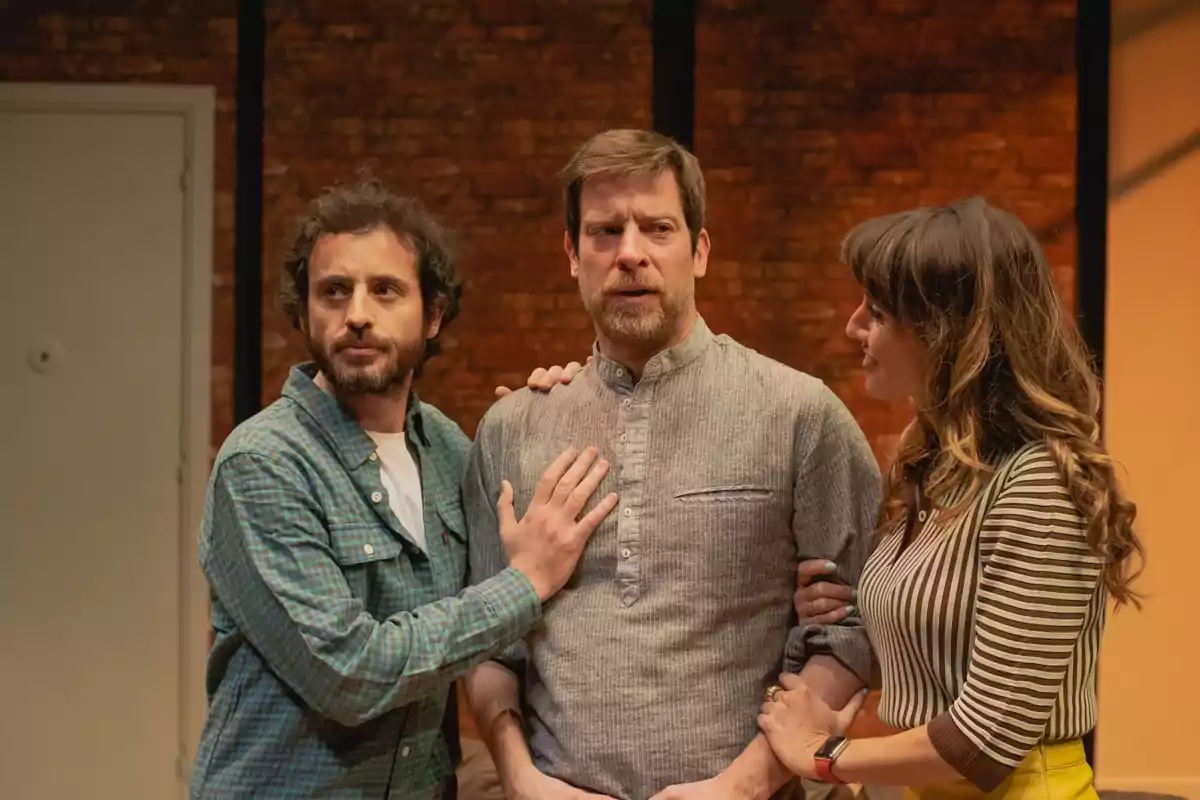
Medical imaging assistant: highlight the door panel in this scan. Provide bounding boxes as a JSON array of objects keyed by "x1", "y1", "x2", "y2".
[{"x1": 0, "y1": 106, "x2": 187, "y2": 799}]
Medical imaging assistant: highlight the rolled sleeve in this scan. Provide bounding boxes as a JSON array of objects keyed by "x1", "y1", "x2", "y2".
[{"x1": 784, "y1": 385, "x2": 880, "y2": 683}]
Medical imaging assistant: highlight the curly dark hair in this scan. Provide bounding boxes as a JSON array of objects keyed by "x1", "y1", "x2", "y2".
[{"x1": 279, "y1": 179, "x2": 463, "y2": 371}]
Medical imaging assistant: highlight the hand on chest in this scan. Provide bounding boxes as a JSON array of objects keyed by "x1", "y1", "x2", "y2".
[{"x1": 507, "y1": 409, "x2": 795, "y2": 585}]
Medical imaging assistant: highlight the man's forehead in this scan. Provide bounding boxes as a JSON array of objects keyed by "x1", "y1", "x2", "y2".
[
  {"x1": 309, "y1": 228, "x2": 417, "y2": 279},
  {"x1": 579, "y1": 171, "x2": 684, "y2": 218}
]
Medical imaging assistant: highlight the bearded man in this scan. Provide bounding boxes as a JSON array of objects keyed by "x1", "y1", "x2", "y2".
[
  {"x1": 189, "y1": 180, "x2": 617, "y2": 799},
  {"x1": 463, "y1": 130, "x2": 880, "y2": 800}
]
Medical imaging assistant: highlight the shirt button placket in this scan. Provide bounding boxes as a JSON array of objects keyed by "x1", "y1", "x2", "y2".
[{"x1": 616, "y1": 386, "x2": 648, "y2": 606}]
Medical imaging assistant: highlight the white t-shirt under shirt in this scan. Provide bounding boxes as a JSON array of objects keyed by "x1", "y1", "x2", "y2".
[{"x1": 366, "y1": 430, "x2": 426, "y2": 551}]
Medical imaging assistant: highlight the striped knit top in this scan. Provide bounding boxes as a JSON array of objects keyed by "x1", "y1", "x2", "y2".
[{"x1": 858, "y1": 442, "x2": 1106, "y2": 791}]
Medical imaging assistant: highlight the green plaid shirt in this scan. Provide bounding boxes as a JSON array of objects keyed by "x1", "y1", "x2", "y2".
[{"x1": 190, "y1": 363, "x2": 541, "y2": 798}]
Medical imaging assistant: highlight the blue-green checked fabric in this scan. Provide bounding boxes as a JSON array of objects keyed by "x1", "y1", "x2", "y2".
[{"x1": 190, "y1": 363, "x2": 540, "y2": 799}]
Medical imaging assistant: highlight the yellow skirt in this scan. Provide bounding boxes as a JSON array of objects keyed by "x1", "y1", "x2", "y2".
[{"x1": 902, "y1": 740, "x2": 1097, "y2": 800}]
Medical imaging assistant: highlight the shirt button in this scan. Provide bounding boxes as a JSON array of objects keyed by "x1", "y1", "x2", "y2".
[
  {"x1": 622, "y1": 399, "x2": 632, "y2": 407},
  {"x1": 623, "y1": 508, "x2": 632, "y2": 517},
  {"x1": 616, "y1": 368, "x2": 625, "y2": 377},
  {"x1": 371, "y1": 491, "x2": 383, "y2": 503},
  {"x1": 917, "y1": 510, "x2": 928, "y2": 522},
  {"x1": 400, "y1": 746, "x2": 410, "y2": 757},
  {"x1": 363, "y1": 543, "x2": 375, "y2": 556},
  {"x1": 619, "y1": 433, "x2": 628, "y2": 443},
  {"x1": 368, "y1": 452, "x2": 378, "y2": 462},
  {"x1": 621, "y1": 548, "x2": 631, "y2": 558}
]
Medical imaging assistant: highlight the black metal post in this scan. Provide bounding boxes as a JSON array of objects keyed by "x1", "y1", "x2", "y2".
[
  {"x1": 1075, "y1": 0, "x2": 1111, "y2": 769},
  {"x1": 652, "y1": 0, "x2": 696, "y2": 151},
  {"x1": 234, "y1": 0, "x2": 265, "y2": 423},
  {"x1": 1075, "y1": 0, "x2": 1110, "y2": 379}
]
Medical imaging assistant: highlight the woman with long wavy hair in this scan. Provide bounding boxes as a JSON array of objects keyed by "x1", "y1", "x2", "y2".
[{"x1": 759, "y1": 196, "x2": 1143, "y2": 798}]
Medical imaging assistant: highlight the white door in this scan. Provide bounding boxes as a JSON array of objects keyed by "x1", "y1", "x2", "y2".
[{"x1": 0, "y1": 87, "x2": 211, "y2": 799}]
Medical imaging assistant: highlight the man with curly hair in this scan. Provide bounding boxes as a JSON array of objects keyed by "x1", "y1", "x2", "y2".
[{"x1": 189, "y1": 180, "x2": 617, "y2": 799}]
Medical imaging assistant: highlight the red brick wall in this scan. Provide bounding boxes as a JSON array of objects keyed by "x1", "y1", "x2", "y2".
[
  {"x1": 260, "y1": 1, "x2": 653, "y2": 436},
  {"x1": 695, "y1": 0, "x2": 1078, "y2": 460},
  {"x1": 3, "y1": 0, "x2": 1076, "y2": 458}
]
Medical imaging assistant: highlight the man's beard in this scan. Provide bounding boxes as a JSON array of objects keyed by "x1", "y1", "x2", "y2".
[
  {"x1": 307, "y1": 334, "x2": 423, "y2": 395},
  {"x1": 585, "y1": 289, "x2": 690, "y2": 355}
]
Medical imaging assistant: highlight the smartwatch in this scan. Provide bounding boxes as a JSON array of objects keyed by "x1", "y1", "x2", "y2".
[{"x1": 813, "y1": 736, "x2": 851, "y2": 783}]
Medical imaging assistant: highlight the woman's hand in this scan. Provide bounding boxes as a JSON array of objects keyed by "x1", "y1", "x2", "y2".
[
  {"x1": 794, "y1": 559, "x2": 856, "y2": 623},
  {"x1": 495, "y1": 358, "x2": 592, "y2": 398},
  {"x1": 757, "y1": 675, "x2": 866, "y2": 779}
]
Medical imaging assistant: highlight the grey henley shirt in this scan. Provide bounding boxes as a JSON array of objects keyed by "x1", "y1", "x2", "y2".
[{"x1": 465, "y1": 317, "x2": 880, "y2": 800}]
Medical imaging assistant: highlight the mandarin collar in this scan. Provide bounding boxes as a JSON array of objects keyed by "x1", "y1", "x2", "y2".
[{"x1": 589, "y1": 316, "x2": 713, "y2": 390}]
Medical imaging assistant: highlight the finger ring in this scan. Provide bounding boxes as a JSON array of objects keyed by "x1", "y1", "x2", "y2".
[{"x1": 765, "y1": 684, "x2": 782, "y2": 703}]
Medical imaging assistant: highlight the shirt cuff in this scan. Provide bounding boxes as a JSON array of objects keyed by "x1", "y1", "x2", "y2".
[
  {"x1": 471, "y1": 565, "x2": 542, "y2": 640},
  {"x1": 927, "y1": 711, "x2": 1011, "y2": 792},
  {"x1": 782, "y1": 622, "x2": 874, "y2": 685}
]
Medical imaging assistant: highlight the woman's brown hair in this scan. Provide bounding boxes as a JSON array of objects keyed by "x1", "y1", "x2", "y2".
[{"x1": 842, "y1": 196, "x2": 1144, "y2": 607}]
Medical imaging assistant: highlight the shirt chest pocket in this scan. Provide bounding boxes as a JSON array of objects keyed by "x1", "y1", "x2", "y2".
[
  {"x1": 668, "y1": 484, "x2": 792, "y2": 580},
  {"x1": 673, "y1": 484, "x2": 776, "y2": 504},
  {"x1": 329, "y1": 524, "x2": 406, "y2": 610},
  {"x1": 432, "y1": 502, "x2": 469, "y2": 584}
]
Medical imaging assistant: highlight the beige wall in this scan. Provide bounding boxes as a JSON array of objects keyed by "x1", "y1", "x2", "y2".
[{"x1": 1098, "y1": 3, "x2": 1200, "y2": 796}]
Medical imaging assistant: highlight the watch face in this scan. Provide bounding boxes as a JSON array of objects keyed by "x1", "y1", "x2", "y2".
[{"x1": 814, "y1": 736, "x2": 847, "y2": 758}]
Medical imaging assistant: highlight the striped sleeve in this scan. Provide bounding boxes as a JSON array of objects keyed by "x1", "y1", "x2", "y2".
[{"x1": 927, "y1": 447, "x2": 1104, "y2": 791}]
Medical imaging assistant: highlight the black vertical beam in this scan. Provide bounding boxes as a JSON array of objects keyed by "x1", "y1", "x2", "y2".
[
  {"x1": 1076, "y1": 0, "x2": 1110, "y2": 380},
  {"x1": 234, "y1": 0, "x2": 266, "y2": 423},
  {"x1": 1075, "y1": 0, "x2": 1110, "y2": 770},
  {"x1": 652, "y1": 0, "x2": 696, "y2": 151}
]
